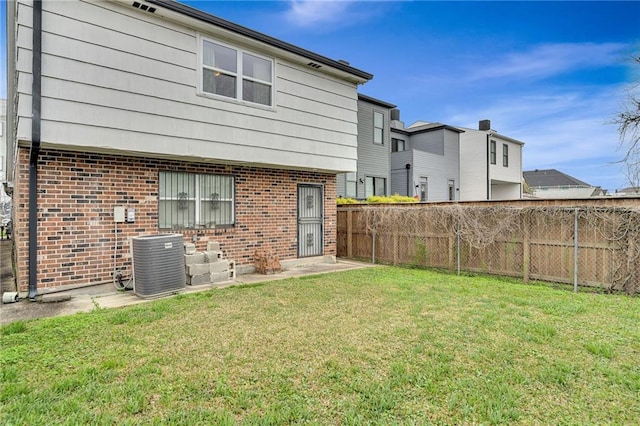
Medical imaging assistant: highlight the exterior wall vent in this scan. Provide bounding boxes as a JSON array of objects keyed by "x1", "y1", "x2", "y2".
[
  {"x1": 131, "y1": 234, "x2": 185, "y2": 298},
  {"x1": 307, "y1": 62, "x2": 322, "y2": 69},
  {"x1": 132, "y1": 2, "x2": 156, "y2": 13}
]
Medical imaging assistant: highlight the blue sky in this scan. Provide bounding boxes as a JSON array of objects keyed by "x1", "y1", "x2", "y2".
[{"x1": 2, "y1": 1, "x2": 639, "y2": 191}]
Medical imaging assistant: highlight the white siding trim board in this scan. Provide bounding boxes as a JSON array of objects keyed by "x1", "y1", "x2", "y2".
[
  {"x1": 278, "y1": 62, "x2": 358, "y2": 97},
  {"x1": 277, "y1": 92, "x2": 357, "y2": 123},
  {"x1": 29, "y1": 122, "x2": 357, "y2": 172},
  {"x1": 40, "y1": 31, "x2": 195, "y2": 86},
  {"x1": 20, "y1": 61, "x2": 357, "y2": 148},
  {"x1": 278, "y1": 78, "x2": 356, "y2": 113},
  {"x1": 42, "y1": 7, "x2": 195, "y2": 69},
  {"x1": 37, "y1": 97, "x2": 357, "y2": 155},
  {"x1": 35, "y1": 54, "x2": 355, "y2": 134},
  {"x1": 79, "y1": 0, "x2": 196, "y2": 45}
]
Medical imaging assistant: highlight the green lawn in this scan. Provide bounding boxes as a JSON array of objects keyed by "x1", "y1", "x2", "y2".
[{"x1": 1, "y1": 267, "x2": 639, "y2": 425}]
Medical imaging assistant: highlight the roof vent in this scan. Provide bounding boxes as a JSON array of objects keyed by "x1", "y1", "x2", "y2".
[
  {"x1": 337, "y1": 59, "x2": 350, "y2": 65},
  {"x1": 132, "y1": 2, "x2": 156, "y2": 13},
  {"x1": 307, "y1": 62, "x2": 322, "y2": 69},
  {"x1": 390, "y1": 109, "x2": 400, "y2": 121}
]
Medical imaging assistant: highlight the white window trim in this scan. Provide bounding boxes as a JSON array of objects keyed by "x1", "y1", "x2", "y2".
[
  {"x1": 373, "y1": 110, "x2": 384, "y2": 145},
  {"x1": 197, "y1": 34, "x2": 275, "y2": 109},
  {"x1": 503, "y1": 143, "x2": 509, "y2": 167}
]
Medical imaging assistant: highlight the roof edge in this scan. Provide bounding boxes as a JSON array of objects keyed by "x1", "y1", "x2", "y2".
[
  {"x1": 392, "y1": 124, "x2": 465, "y2": 135},
  {"x1": 145, "y1": 0, "x2": 373, "y2": 81},
  {"x1": 358, "y1": 93, "x2": 396, "y2": 109}
]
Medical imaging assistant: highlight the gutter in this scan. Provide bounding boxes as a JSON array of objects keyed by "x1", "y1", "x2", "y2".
[
  {"x1": 28, "y1": 0, "x2": 42, "y2": 301},
  {"x1": 405, "y1": 163, "x2": 411, "y2": 197}
]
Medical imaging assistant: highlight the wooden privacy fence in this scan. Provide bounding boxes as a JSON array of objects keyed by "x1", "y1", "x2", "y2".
[{"x1": 337, "y1": 200, "x2": 640, "y2": 293}]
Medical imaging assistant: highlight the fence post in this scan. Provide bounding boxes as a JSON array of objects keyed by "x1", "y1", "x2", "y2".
[
  {"x1": 574, "y1": 208, "x2": 579, "y2": 293},
  {"x1": 523, "y1": 211, "x2": 531, "y2": 284},
  {"x1": 449, "y1": 235, "x2": 455, "y2": 271},
  {"x1": 393, "y1": 220, "x2": 399, "y2": 265},
  {"x1": 347, "y1": 209, "x2": 353, "y2": 258},
  {"x1": 457, "y1": 220, "x2": 461, "y2": 276},
  {"x1": 628, "y1": 235, "x2": 637, "y2": 293},
  {"x1": 372, "y1": 229, "x2": 376, "y2": 264}
]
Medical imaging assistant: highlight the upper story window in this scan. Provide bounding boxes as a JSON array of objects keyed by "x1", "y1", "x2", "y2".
[
  {"x1": 503, "y1": 144, "x2": 509, "y2": 167},
  {"x1": 373, "y1": 111, "x2": 384, "y2": 144},
  {"x1": 490, "y1": 140, "x2": 497, "y2": 164},
  {"x1": 201, "y1": 38, "x2": 273, "y2": 107},
  {"x1": 392, "y1": 138, "x2": 406, "y2": 152}
]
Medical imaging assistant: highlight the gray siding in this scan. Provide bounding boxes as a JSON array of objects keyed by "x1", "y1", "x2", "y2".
[
  {"x1": 391, "y1": 128, "x2": 460, "y2": 201},
  {"x1": 354, "y1": 99, "x2": 391, "y2": 198},
  {"x1": 411, "y1": 131, "x2": 445, "y2": 156},
  {"x1": 13, "y1": 0, "x2": 360, "y2": 173},
  {"x1": 390, "y1": 150, "x2": 413, "y2": 196},
  {"x1": 336, "y1": 172, "x2": 346, "y2": 197}
]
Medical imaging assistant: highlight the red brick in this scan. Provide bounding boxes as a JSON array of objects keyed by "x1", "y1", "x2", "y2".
[{"x1": 15, "y1": 148, "x2": 337, "y2": 291}]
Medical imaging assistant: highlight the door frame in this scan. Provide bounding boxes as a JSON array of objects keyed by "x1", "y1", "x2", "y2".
[{"x1": 297, "y1": 184, "x2": 324, "y2": 258}]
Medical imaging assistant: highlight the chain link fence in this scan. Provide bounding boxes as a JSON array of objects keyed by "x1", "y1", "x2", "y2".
[{"x1": 337, "y1": 203, "x2": 640, "y2": 294}]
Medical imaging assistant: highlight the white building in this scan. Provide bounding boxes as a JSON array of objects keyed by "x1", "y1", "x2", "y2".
[{"x1": 457, "y1": 120, "x2": 524, "y2": 201}]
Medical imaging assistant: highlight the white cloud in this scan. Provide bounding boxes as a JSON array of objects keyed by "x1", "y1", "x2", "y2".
[
  {"x1": 283, "y1": 0, "x2": 383, "y2": 28},
  {"x1": 468, "y1": 42, "x2": 628, "y2": 82},
  {"x1": 284, "y1": 1, "x2": 354, "y2": 26}
]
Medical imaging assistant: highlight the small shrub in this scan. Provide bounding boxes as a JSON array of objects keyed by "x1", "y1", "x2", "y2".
[
  {"x1": 366, "y1": 194, "x2": 418, "y2": 204},
  {"x1": 336, "y1": 197, "x2": 360, "y2": 205}
]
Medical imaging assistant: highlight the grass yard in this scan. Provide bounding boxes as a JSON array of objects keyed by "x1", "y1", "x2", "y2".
[{"x1": 1, "y1": 267, "x2": 639, "y2": 425}]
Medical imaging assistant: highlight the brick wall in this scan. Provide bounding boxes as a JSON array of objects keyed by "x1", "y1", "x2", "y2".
[{"x1": 15, "y1": 148, "x2": 337, "y2": 291}]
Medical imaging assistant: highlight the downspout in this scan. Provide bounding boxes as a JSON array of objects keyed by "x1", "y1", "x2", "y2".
[
  {"x1": 405, "y1": 163, "x2": 411, "y2": 197},
  {"x1": 486, "y1": 134, "x2": 490, "y2": 200},
  {"x1": 28, "y1": 0, "x2": 43, "y2": 301}
]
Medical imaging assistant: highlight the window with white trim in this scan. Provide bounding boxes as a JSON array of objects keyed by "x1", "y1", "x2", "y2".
[
  {"x1": 159, "y1": 171, "x2": 235, "y2": 229},
  {"x1": 490, "y1": 140, "x2": 496, "y2": 165},
  {"x1": 201, "y1": 38, "x2": 273, "y2": 106},
  {"x1": 373, "y1": 111, "x2": 384, "y2": 144},
  {"x1": 503, "y1": 144, "x2": 509, "y2": 167}
]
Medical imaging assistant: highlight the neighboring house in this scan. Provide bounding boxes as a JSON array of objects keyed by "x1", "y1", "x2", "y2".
[
  {"x1": 340, "y1": 103, "x2": 524, "y2": 202},
  {"x1": 6, "y1": 0, "x2": 372, "y2": 295},
  {"x1": 337, "y1": 94, "x2": 396, "y2": 199},
  {"x1": 524, "y1": 169, "x2": 606, "y2": 198},
  {"x1": 613, "y1": 187, "x2": 640, "y2": 197},
  {"x1": 390, "y1": 118, "x2": 463, "y2": 201},
  {"x1": 457, "y1": 120, "x2": 524, "y2": 201}
]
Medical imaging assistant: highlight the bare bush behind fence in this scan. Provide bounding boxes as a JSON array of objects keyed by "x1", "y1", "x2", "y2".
[{"x1": 337, "y1": 201, "x2": 640, "y2": 293}]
